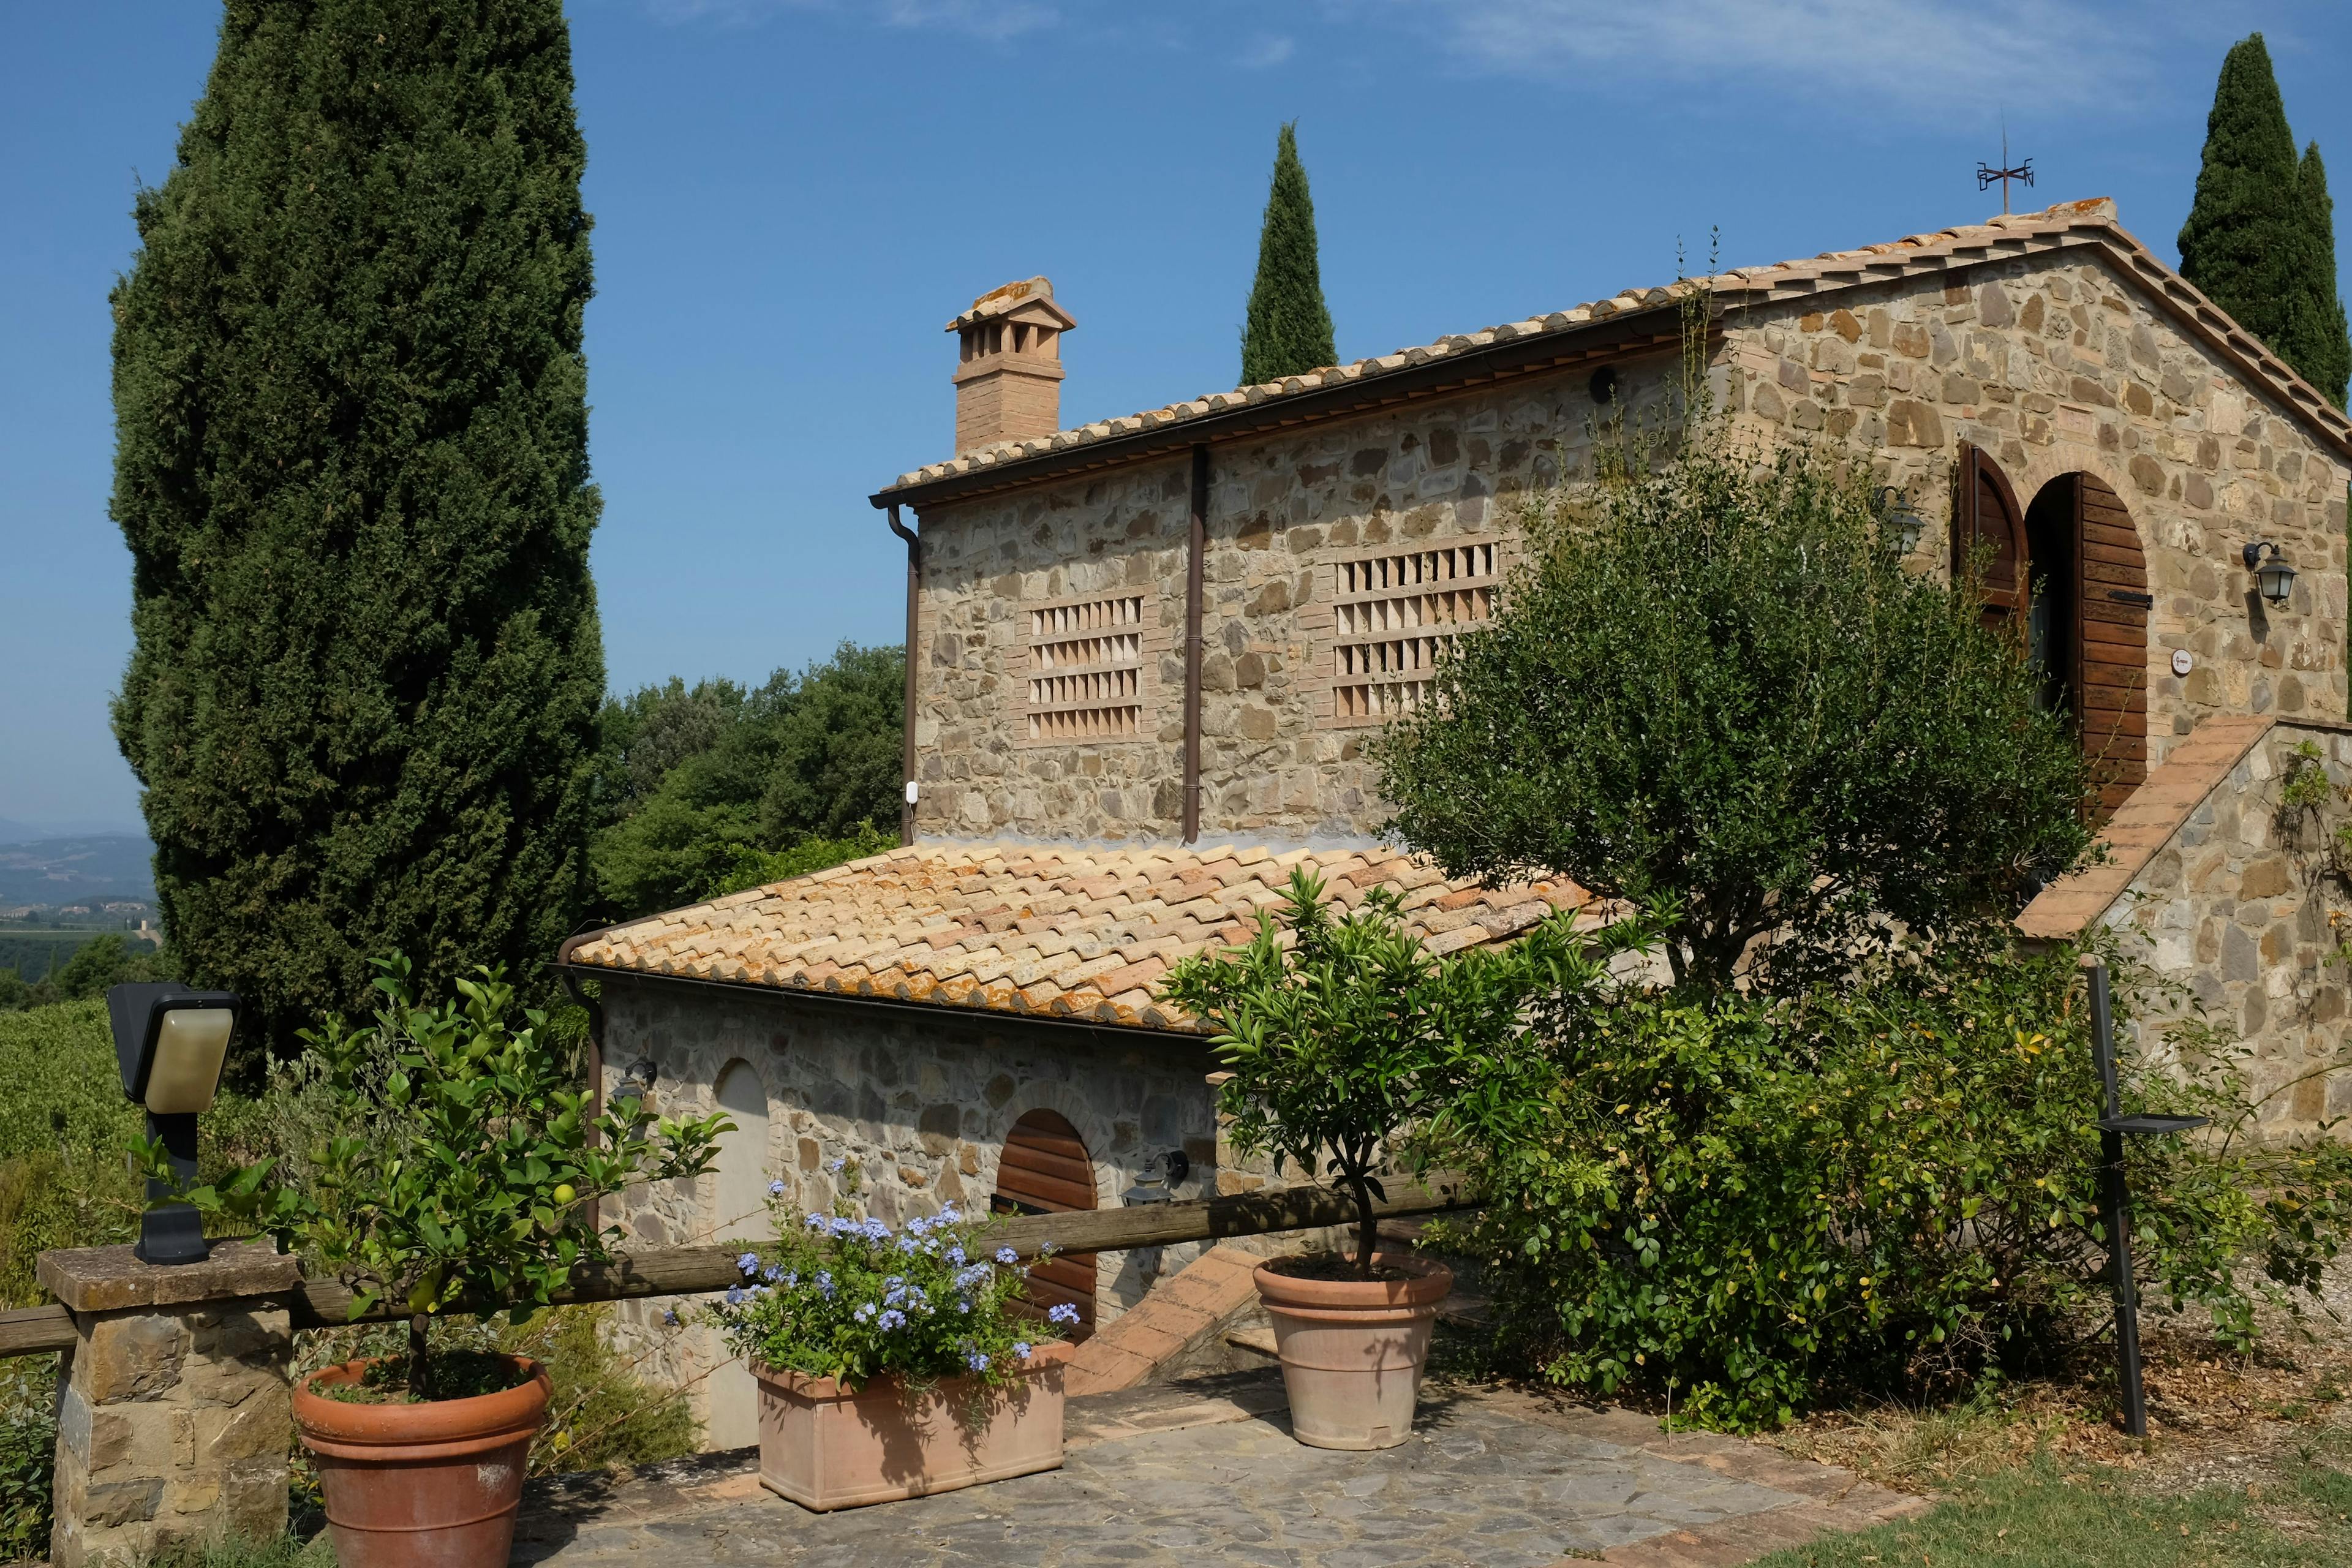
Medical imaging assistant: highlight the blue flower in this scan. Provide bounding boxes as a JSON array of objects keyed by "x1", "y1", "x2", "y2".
[
  {"x1": 737, "y1": 1251, "x2": 760, "y2": 1276},
  {"x1": 854, "y1": 1302, "x2": 876, "y2": 1322},
  {"x1": 805, "y1": 1213, "x2": 827, "y2": 1231},
  {"x1": 662, "y1": 1308, "x2": 680, "y2": 1327},
  {"x1": 829, "y1": 1156, "x2": 847, "y2": 1172},
  {"x1": 815, "y1": 1271, "x2": 835, "y2": 1297},
  {"x1": 862, "y1": 1218, "x2": 891, "y2": 1242},
  {"x1": 763, "y1": 1264, "x2": 786, "y2": 1283},
  {"x1": 965, "y1": 1351, "x2": 990, "y2": 1372},
  {"x1": 895, "y1": 1235, "x2": 921, "y2": 1255},
  {"x1": 884, "y1": 1284, "x2": 908, "y2": 1307},
  {"x1": 957, "y1": 1297, "x2": 973, "y2": 1314},
  {"x1": 1012, "y1": 1341, "x2": 1031, "y2": 1359},
  {"x1": 995, "y1": 1246, "x2": 1019, "y2": 1265},
  {"x1": 725, "y1": 1285, "x2": 747, "y2": 1306},
  {"x1": 946, "y1": 1246, "x2": 967, "y2": 1266},
  {"x1": 907, "y1": 1214, "x2": 932, "y2": 1236},
  {"x1": 767, "y1": 1178, "x2": 787, "y2": 1197},
  {"x1": 1047, "y1": 1303, "x2": 1081, "y2": 1325},
  {"x1": 878, "y1": 1309, "x2": 908, "y2": 1332},
  {"x1": 939, "y1": 1202, "x2": 962, "y2": 1223}
]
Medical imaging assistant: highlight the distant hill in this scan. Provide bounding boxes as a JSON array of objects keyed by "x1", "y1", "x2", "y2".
[{"x1": 0, "y1": 835, "x2": 157, "y2": 906}]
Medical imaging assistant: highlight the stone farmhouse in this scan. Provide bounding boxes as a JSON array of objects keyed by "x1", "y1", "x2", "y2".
[{"x1": 559, "y1": 198, "x2": 2352, "y2": 1445}]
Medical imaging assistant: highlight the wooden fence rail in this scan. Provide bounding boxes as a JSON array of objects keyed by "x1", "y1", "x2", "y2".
[{"x1": 0, "y1": 1174, "x2": 1477, "y2": 1360}]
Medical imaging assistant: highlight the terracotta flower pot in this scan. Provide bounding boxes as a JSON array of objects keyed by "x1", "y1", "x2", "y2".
[
  {"x1": 1254, "y1": 1252, "x2": 1453, "y2": 1450},
  {"x1": 752, "y1": 1340, "x2": 1075, "y2": 1511},
  {"x1": 293, "y1": 1355, "x2": 551, "y2": 1568}
]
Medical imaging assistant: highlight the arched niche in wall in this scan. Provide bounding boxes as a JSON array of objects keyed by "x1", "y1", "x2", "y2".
[{"x1": 990, "y1": 1108, "x2": 1098, "y2": 1343}]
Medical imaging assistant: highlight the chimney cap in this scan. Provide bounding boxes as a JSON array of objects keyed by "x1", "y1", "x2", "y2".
[{"x1": 946, "y1": 276, "x2": 1076, "y2": 334}]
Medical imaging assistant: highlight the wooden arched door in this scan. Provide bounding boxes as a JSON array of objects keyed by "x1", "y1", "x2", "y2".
[
  {"x1": 1952, "y1": 441, "x2": 2029, "y2": 631},
  {"x1": 990, "y1": 1109, "x2": 1097, "y2": 1342},
  {"x1": 2068, "y1": 473, "x2": 2150, "y2": 815}
]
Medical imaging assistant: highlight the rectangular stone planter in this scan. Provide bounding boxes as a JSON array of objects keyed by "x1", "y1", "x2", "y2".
[{"x1": 752, "y1": 1341, "x2": 1073, "y2": 1511}]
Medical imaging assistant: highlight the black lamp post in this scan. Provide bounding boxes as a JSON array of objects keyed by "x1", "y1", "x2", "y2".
[
  {"x1": 2242, "y1": 541, "x2": 2297, "y2": 607},
  {"x1": 106, "y1": 982, "x2": 240, "y2": 1265},
  {"x1": 2084, "y1": 961, "x2": 2206, "y2": 1438}
]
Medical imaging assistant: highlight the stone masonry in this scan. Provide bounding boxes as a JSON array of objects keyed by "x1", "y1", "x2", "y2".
[
  {"x1": 903, "y1": 228, "x2": 2350, "y2": 845},
  {"x1": 39, "y1": 1242, "x2": 301, "y2": 1568},
  {"x1": 598, "y1": 974, "x2": 1225, "y2": 1432},
  {"x1": 2026, "y1": 716, "x2": 2352, "y2": 1137}
]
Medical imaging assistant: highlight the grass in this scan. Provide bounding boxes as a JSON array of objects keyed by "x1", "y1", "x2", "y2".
[{"x1": 1755, "y1": 1433, "x2": 2352, "y2": 1567}]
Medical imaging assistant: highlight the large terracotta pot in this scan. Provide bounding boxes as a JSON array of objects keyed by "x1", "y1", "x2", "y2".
[
  {"x1": 293, "y1": 1355, "x2": 551, "y2": 1568},
  {"x1": 1254, "y1": 1252, "x2": 1453, "y2": 1450},
  {"x1": 753, "y1": 1340, "x2": 1075, "y2": 1511}
]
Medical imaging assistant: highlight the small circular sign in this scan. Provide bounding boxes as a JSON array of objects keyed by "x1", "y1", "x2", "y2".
[{"x1": 2171, "y1": 649, "x2": 2194, "y2": 677}]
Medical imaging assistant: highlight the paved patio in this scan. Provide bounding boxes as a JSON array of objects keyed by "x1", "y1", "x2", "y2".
[{"x1": 513, "y1": 1372, "x2": 1929, "y2": 1568}]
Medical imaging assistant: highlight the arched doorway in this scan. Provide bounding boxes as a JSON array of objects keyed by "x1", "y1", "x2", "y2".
[
  {"x1": 706, "y1": 1060, "x2": 770, "y2": 1449},
  {"x1": 991, "y1": 1109, "x2": 1098, "y2": 1342},
  {"x1": 1957, "y1": 445, "x2": 2149, "y2": 819}
]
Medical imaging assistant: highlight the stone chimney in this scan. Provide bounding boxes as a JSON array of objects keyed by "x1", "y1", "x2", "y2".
[{"x1": 948, "y1": 277, "x2": 1076, "y2": 454}]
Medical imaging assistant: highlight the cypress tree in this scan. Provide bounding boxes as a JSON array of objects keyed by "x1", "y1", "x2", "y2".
[
  {"x1": 110, "y1": 1, "x2": 605, "y2": 1055},
  {"x1": 2290, "y1": 143, "x2": 2351, "y2": 406},
  {"x1": 2178, "y1": 35, "x2": 2303, "y2": 362},
  {"x1": 1240, "y1": 121, "x2": 1337, "y2": 386}
]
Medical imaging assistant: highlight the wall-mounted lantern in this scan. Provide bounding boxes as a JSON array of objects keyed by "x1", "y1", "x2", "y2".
[
  {"x1": 107, "y1": 982, "x2": 240, "y2": 1265},
  {"x1": 2242, "y1": 540, "x2": 2297, "y2": 607},
  {"x1": 1120, "y1": 1150, "x2": 1193, "y2": 1207},
  {"x1": 1877, "y1": 487, "x2": 1925, "y2": 557}
]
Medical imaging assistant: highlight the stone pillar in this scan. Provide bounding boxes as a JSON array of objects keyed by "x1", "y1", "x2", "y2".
[{"x1": 37, "y1": 1242, "x2": 303, "y2": 1568}]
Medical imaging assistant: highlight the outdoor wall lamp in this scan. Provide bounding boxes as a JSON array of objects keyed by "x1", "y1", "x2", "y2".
[
  {"x1": 1877, "y1": 487, "x2": 1925, "y2": 557},
  {"x1": 1120, "y1": 1150, "x2": 1193, "y2": 1206},
  {"x1": 2243, "y1": 540, "x2": 2297, "y2": 606},
  {"x1": 107, "y1": 982, "x2": 240, "y2": 1265}
]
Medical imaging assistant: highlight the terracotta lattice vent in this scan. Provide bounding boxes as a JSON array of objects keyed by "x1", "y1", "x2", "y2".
[
  {"x1": 1327, "y1": 541, "x2": 1500, "y2": 724},
  {"x1": 1023, "y1": 592, "x2": 1148, "y2": 742}
]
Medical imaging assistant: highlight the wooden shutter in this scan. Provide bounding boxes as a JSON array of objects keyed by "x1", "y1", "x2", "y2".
[
  {"x1": 1951, "y1": 442, "x2": 2029, "y2": 631},
  {"x1": 990, "y1": 1109, "x2": 1097, "y2": 1342},
  {"x1": 2073, "y1": 474, "x2": 2149, "y2": 816}
]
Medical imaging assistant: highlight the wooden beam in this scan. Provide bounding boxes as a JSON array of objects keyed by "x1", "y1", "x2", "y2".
[{"x1": 9, "y1": 1175, "x2": 1483, "y2": 1348}]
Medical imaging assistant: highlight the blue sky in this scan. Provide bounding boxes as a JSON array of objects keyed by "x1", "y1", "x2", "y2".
[{"x1": 4, "y1": 0, "x2": 2348, "y2": 831}]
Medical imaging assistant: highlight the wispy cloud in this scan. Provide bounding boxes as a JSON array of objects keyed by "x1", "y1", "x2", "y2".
[
  {"x1": 639, "y1": 0, "x2": 1058, "y2": 43},
  {"x1": 1393, "y1": 0, "x2": 2166, "y2": 107},
  {"x1": 1236, "y1": 34, "x2": 1297, "y2": 70}
]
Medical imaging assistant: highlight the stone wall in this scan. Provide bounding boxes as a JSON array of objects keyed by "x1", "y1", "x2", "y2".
[
  {"x1": 908, "y1": 356, "x2": 1678, "y2": 843},
  {"x1": 2097, "y1": 720, "x2": 2352, "y2": 1136},
  {"x1": 907, "y1": 251, "x2": 2350, "y2": 845},
  {"x1": 597, "y1": 974, "x2": 1225, "y2": 1434},
  {"x1": 1728, "y1": 253, "x2": 2352, "y2": 763}
]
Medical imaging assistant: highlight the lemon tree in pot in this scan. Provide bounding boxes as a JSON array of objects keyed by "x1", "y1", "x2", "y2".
[
  {"x1": 156, "y1": 957, "x2": 727, "y2": 1568},
  {"x1": 709, "y1": 1167, "x2": 1078, "y2": 1511},
  {"x1": 1164, "y1": 869, "x2": 1654, "y2": 1450}
]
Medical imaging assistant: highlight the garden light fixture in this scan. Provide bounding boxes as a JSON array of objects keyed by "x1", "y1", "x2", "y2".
[
  {"x1": 2242, "y1": 540, "x2": 2296, "y2": 606},
  {"x1": 107, "y1": 982, "x2": 241, "y2": 1265}
]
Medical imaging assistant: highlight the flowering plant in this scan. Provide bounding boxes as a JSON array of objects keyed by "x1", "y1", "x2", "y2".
[{"x1": 711, "y1": 1169, "x2": 1071, "y2": 1392}]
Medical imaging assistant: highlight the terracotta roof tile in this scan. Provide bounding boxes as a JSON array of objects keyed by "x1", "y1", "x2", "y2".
[
  {"x1": 881, "y1": 199, "x2": 2352, "y2": 500},
  {"x1": 565, "y1": 841, "x2": 1591, "y2": 1034}
]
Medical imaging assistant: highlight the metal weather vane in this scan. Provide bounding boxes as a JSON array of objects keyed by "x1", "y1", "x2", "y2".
[{"x1": 1977, "y1": 124, "x2": 2034, "y2": 215}]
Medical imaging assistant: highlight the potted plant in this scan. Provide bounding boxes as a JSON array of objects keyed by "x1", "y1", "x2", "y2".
[
  {"x1": 711, "y1": 1166, "x2": 1077, "y2": 1510},
  {"x1": 156, "y1": 957, "x2": 727, "y2": 1568},
  {"x1": 1164, "y1": 868, "x2": 1646, "y2": 1450}
]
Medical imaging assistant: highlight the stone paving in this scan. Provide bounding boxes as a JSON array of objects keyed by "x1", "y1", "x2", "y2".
[{"x1": 513, "y1": 1373, "x2": 1929, "y2": 1568}]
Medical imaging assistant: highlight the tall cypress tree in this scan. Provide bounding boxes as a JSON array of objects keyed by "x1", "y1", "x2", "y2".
[
  {"x1": 1241, "y1": 121, "x2": 1337, "y2": 386},
  {"x1": 110, "y1": 1, "x2": 605, "y2": 1054},
  {"x1": 2290, "y1": 143, "x2": 2351, "y2": 407},
  {"x1": 2179, "y1": 34, "x2": 2302, "y2": 358}
]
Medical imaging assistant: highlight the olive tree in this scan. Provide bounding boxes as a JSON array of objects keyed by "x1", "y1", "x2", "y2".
[{"x1": 1374, "y1": 438, "x2": 2095, "y2": 990}]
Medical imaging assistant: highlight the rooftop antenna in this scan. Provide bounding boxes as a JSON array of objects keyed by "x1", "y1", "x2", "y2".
[{"x1": 1977, "y1": 118, "x2": 2034, "y2": 216}]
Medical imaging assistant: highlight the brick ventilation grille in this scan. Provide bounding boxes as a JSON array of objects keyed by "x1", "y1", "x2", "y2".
[
  {"x1": 1028, "y1": 594, "x2": 1146, "y2": 741},
  {"x1": 1333, "y1": 544, "x2": 1498, "y2": 722}
]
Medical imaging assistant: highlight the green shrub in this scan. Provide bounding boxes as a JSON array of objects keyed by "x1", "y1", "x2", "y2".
[
  {"x1": 1441, "y1": 938, "x2": 2352, "y2": 1431},
  {"x1": 0, "y1": 1361, "x2": 55, "y2": 1562}
]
